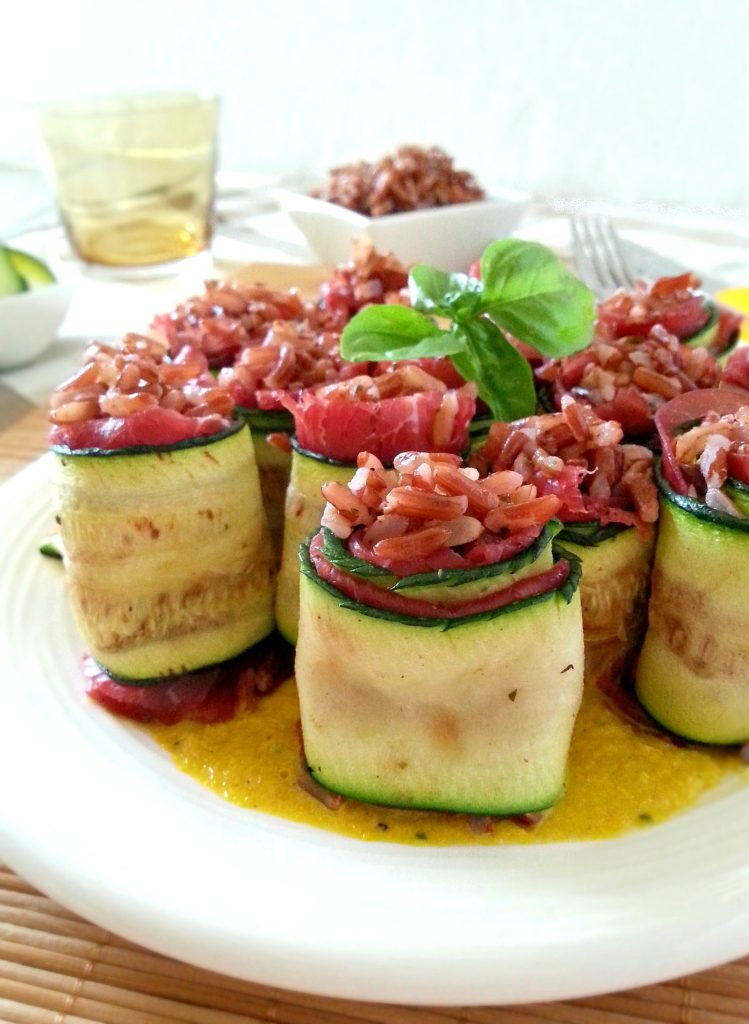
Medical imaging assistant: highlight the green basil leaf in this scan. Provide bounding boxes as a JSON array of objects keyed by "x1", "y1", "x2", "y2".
[
  {"x1": 446, "y1": 344, "x2": 476, "y2": 388},
  {"x1": 409, "y1": 264, "x2": 480, "y2": 315},
  {"x1": 320, "y1": 527, "x2": 392, "y2": 578},
  {"x1": 340, "y1": 304, "x2": 461, "y2": 361},
  {"x1": 479, "y1": 239, "x2": 595, "y2": 357},
  {"x1": 551, "y1": 542, "x2": 584, "y2": 604},
  {"x1": 462, "y1": 318, "x2": 536, "y2": 421}
]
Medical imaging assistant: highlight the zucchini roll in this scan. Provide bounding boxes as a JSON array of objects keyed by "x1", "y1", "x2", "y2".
[
  {"x1": 536, "y1": 321, "x2": 721, "y2": 438},
  {"x1": 295, "y1": 451, "x2": 584, "y2": 814},
  {"x1": 471, "y1": 397, "x2": 658, "y2": 651},
  {"x1": 49, "y1": 333, "x2": 274, "y2": 683},
  {"x1": 276, "y1": 368, "x2": 476, "y2": 643},
  {"x1": 150, "y1": 246, "x2": 409, "y2": 558},
  {"x1": 594, "y1": 273, "x2": 741, "y2": 360},
  {"x1": 635, "y1": 390, "x2": 749, "y2": 744},
  {"x1": 152, "y1": 283, "x2": 348, "y2": 561}
]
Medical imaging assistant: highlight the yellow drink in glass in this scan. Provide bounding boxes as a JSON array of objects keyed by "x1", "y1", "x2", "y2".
[{"x1": 38, "y1": 92, "x2": 218, "y2": 269}]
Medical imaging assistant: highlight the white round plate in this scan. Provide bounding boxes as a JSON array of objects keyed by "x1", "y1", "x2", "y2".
[{"x1": 1, "y1": 457, "x2": 748, "y2": 1007}]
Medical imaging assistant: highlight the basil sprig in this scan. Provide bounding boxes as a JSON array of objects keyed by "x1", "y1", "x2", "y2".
[{"x1": 340, "y1": 239, "x2": 595, "y2": 421}]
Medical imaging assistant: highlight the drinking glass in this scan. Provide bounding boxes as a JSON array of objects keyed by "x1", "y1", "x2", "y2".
[{"x1": 38, "y1": 91, "x2": 218, "y2": 271}]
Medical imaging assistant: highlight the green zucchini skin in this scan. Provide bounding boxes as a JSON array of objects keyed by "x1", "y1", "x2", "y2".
[
  {"x1": 725, "y1": 479, "x2": 749, "y2": 517},
  {"x1": 681, "y1": 300, "x2": 739, "y2": 365},
  {"x1": 234, "y1": 408, "x2": 293, "y2": 435},
  {"x1": 51, "y1": 419, "x2": 246, "y2": 458},
  {"x1": 275, "y1": 445, "x2": 355, "y2": 644},
  {"x1": 39, "y1": 534, "x2": 64, "y2": 559},
  {"x1": 318, "y1": 522, "x2": 559, "y2": 606},
  {"x1": 235, "y1": 408, "x2": 293, "y2": 566},
  {"x1": 635, "y1": 476, "x2": 749, "y2": 744},
  {"x1": 559, "y1": 523, "x2": 654, "y2": 650},
  {"x1": 682, "y1": 301, "x2": 719, "y2": 350},
  {"x1": 295, "y1": 545, "x2": 584, "y2": 815},
  {"x1": 55, "y1": 423, "x2": 275, "y2": 681}
]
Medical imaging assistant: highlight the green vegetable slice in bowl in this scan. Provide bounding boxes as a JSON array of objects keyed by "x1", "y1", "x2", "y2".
[
  {"x1": 5, "y1": 246, "x2": 56, "y2": 288},
  {"x1": 0, "y1": 247, "x2": 28, "y2": 297}
]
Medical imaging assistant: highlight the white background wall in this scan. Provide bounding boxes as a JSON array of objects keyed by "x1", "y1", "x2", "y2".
[{"x1": 2, "y1": 0, "x2": 748, "y2": 216}]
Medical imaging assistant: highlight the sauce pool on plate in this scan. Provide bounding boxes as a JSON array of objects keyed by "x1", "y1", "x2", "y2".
[{"x1": 144, "y1": 657, "x2": 744, "y2": 846}]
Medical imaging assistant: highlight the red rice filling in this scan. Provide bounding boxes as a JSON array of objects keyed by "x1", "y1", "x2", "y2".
[
  {"x1": 536, "y1": 326, "x2": 720, "y2": 438},
  {"x1": 470, "y1": 397, "x2": 659, "y2": 532},
  {"x1": 48, "y1": 334, "x2": 233, "y2": 448},
  {"x1": 668, "y1": 406, "x2": 749, "y2": 516},
  {"x1": 320, "y1": 450, "x2": 563, "y2": 572}
]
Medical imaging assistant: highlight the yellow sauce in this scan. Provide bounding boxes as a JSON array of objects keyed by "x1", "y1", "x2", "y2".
[{"x1": 145, "y1": 666, "x2": 744, "y2": 846}]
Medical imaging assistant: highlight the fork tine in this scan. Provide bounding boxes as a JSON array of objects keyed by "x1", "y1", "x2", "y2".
[
  {"x1": 585, "y1": 217, "x2": 620, "y2": 296},
  {"x1": 569, "y1": 214, "x2": 592, "y2": 284},
  {"x1": 598, "y1": 216, "x2": 637, "y2": 290},
  {"x1": 570, "y1": 214, "x2": 614, "y2": 297},
  {"x1": 570, "y1": 213, "x2": 634, "y2": 297}
]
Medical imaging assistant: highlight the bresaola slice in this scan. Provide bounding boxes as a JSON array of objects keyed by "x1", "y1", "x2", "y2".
[
  {"x1": 654, "y1": 388, "x2": 749, "y2": 495},
  {"x1": 274, "y1": 377, "x2": 477, "y2": 643},
  {"x1": 283, "y1": 381, "x2": 476, "y2": 463},
  {"x1": 715, "y1": 306, "x2": 743, "y2": 354},
  {"x1": 84, "y1": 636, "x2": 293, "y2": 726},
  {"x1": 84, "y1": 655, "x2": 232, "y2": 725},
  {"x1": 347, "y1": 524, "x2": 543, "y2": 577},
  {"x1": 309, "y1": 531, "x2": 570, "y2": 619},
  {"x1": 50, "y1": 406, "x2": 230, "y2": 452},
  {"x1": 722, "y1": 347, "x2": 749, "y2": 393}
]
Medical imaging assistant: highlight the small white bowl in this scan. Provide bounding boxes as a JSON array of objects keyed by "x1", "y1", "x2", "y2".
[
  {"x1": 275, "y1": 187, "x2": 530, "y2": 270},
  {"x1": 0, "y1": 283, "x2": 73, "y2": 371}
]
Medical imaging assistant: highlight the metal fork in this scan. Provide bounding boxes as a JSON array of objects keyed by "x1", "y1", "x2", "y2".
[{"x1": 569, "y1": 214, "x2": 637, "y2": 297}]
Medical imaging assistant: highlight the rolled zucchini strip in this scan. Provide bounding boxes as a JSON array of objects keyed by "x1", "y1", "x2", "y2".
[
  {"x1": 470, "y1": 401, "x2": 659, "y2": 657},
  {"x1": 558, "y1": 523, "x2": 654, "y2": 650},
  {"x1": 275, "y1": 444, "x2": 353, "y2": 644},
  {"x1": 55, "y1": 422, "x2": 275, "y2": 681},
  {"x1": 276, "y1": 376, "x2": 477, "y2": 644},
  {"x1": 237, "y1": 408, "x2": 293, "y2": 567},
  {"x1": 635, "y1": 479, "x2": 749, "y2": 745},
  {"x1": 296, "y1": 539, "x2": 584, "y2": 814}
]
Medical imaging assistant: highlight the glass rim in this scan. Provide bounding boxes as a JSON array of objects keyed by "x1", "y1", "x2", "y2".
[{"x1": 33, "y1": 90, "x2": 219, "y2": 119}]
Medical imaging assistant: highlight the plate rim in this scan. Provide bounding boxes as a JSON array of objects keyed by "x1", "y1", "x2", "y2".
[{"x1": 1, "y1": 456, "x2": 748, "y2": 1007}]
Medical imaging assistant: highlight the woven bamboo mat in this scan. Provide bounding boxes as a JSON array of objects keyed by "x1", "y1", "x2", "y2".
[
  {"x1": 0, "y1": 864, "x2": 747, "y2": 1024},
  {"x1": 0, "y1": 405, "x2": 47, "y2": 482}
]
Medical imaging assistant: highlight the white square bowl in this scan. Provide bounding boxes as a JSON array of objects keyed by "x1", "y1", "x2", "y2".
[{"x1": 275, "y1": 186, "x2": 530, "y2": 270}]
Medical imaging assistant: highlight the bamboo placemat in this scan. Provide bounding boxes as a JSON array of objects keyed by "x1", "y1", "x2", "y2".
[
  {"x1": 2, "y1": 343, "x2": 749, "y2": 1023},
  {"x1": 0, "y1": 405, "x2": 47, "y2": 482}
]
